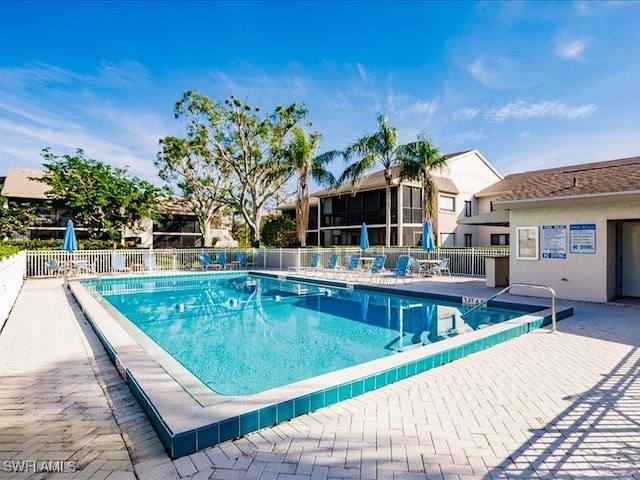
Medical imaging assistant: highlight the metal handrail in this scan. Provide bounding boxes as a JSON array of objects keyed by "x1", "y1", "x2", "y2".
[{"x1": 461, "y1": 283, "x2": 558, "y2": 333}]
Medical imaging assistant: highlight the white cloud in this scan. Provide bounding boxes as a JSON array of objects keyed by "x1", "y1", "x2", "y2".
[
  {"x1": 495, "y1": 129, "x2": 640, "y2": 175},
  {"x1": 467, "y1": 59, "x2": 495, "y2": 88},
  {"x1": 575, "y1": 1, "x2": 592, "y2": 16},
  {"x1": 466, "y1": 57, "x2": 526, "y2": 90},
  {"x1": 452, "y1": 108, "x2": 479, "y2": 122},
  {"x1": 575, "y1": 0, "x2": 632, "y2": 16},
  {"x1": 0, "y1": 61, "x2": 148, "y2": 89},
  {"x1": 453, "y1": 131, "x2": 488, "y2": 142},
  {"x1": 0, "y1": 63, "x2": 83, "y2": 87},
  {"x1": 387, "y1": 94, "x2": 438, "y2": 119},
  {"x1": 554, "y1": 39, "x2": 588, "y2": 61},
  {"x1": 487, "y1": 100, "x2": 597, "y2": 122},
  {"x1": 96, "y1": 61, "x2": 150, "y2": 87},
  {"x1": 0, "y1": 93, "x2": 169, "y2": 181},
  {"x1": 356, "y1": 63, "x2": 367, "y2": 82}
]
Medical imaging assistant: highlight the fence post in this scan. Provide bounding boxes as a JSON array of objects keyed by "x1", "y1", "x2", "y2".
[{"x1": 471, "y1": 248, "x2": 475, "y2": 276}]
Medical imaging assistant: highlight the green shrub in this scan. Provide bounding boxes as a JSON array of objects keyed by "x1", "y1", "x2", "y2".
[
  {"x1": 2, "y1": 238, "x2": 119, "y2": 251},
  {"x1": 261, "y1": 215, "x2": 299, "y2": 248},
  {"x1": 0, "y1": 244, "x2": 20, "y2": 260}
]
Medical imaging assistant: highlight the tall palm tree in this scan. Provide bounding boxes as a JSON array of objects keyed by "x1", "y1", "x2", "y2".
[
  {"x1": 339, "y1": 114, "x2": 404, "y2": 247},
  {"x1": 282, "y1": 127, "x2": 337, "y2": 247},
  {"x1": 398, "y1": 133, "x2": 448, "y2": 224}
]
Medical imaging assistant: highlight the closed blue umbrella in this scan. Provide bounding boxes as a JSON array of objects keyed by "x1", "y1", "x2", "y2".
[
  {"x1": 422, "y1": 221, "x2": 435, "y2": 251},
  {"x1": 62, "y1": 219, "x2": 78, "y2": 252},
  {"x1": 360, "y1": 223, "x2": 370, "y2": 252}
]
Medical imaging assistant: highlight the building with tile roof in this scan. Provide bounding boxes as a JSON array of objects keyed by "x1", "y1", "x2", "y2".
[
  {"x1": 463, "y1": 155, "x2": 640, "y2": 302},
  {"x1": 278, "y1": 149, "x2": 505, "y2": 247},
  {"x1": 1, "y1": 167, "x2": 237, "y2": 248}
]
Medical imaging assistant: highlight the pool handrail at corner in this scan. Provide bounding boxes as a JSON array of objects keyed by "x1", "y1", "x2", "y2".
[{"x1": 461, "y1": 283, "x2": 558, "y2": 333}]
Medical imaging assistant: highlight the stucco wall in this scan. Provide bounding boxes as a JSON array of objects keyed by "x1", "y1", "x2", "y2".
[
  {"x1": 475, "y1": 197, "x2": 509, "y2": 247},
  {"x1": 441, "y1": 151, "x2": 503, "y2": 246},
  {"x1": 509, "y1": 200, "x2": 640, "y2": 302}
]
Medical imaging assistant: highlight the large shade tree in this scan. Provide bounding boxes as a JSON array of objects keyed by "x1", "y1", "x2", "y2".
[
  {"x1": 40, "y1": 148, "x2": 165, "y2": 243},
  {"x1": 157, "y1": 113, "x2": 233, "y2": 247},
  {"x1": 339, "y1": 114, "x2": 408, "y2": 247},
  {"x1": 158, "y1": 91, "x2": 308, "y2": 247},
  {"x1": 398, "y1": 134, "x2": 448, "y2": 222},
  {"x1": 281, "y1": 127, "x2": 337, "y2": 247}
]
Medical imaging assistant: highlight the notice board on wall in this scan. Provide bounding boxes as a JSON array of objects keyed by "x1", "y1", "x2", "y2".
[
  {"x1": 570, "y1": 224, "x2": 596, "y2": 254},
  {"x1": 542, "y1": 224, "x2": 567, "y2": 259}
]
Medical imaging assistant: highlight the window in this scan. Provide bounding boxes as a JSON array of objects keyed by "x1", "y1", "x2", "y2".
[
  {"x1": 363, "y1": 190, "x2": 383, "y2": 224},
  {"x1": 439, "y1": 195, "x2": 455, "y2": 212},
  {"x1": 440, "y1": 232, "x2": 455, "y2": 246},
  {"x1": 402, "y1": 186, "x2": 422, "y2": 224},
  {"x1": 464, "y1": 201, "x2": 472, "y2": 217},
  {"x1": 322, "y1": 198, "x2": 332, "y2": 214},
  {"x1": 464, "y1": 233, "x2": 472, "y2": 247},
  {"x1": 308, "y1": 206, "x2": 318, "y2": 227},
  {"x1": 491, "y1": 234, "x2": 510, "y2": 246}
]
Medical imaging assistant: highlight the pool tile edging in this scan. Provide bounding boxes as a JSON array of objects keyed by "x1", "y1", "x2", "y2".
[
  {"x1": 69, "y1": 276, "x2": 572, "y2": 459},
  {"x1": 172, "y1": 304, "x2": 570, "y2": 458}
]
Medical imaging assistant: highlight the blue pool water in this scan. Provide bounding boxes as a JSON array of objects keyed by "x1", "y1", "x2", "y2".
[{"x1": 87, "y1": 273, "x2": 529, "y2": 395}]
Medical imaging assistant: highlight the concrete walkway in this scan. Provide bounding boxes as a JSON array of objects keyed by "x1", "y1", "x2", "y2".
[{"x1": 1, "y1": 278, "x2": 639, "y2": 479}]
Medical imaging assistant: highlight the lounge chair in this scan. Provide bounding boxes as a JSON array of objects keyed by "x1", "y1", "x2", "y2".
[
  {"x1": 409, "y1": 258, "x2": 422, "y2": 276},
  {"x1": 382, "y1": 255, "x2": 415, "y2": 285},
  {"x1": 235, "y1": 252, "x2": 253, "y2": 269},
  {"x1": 111, "y1": 252, "x2": 130, "y2": 273},
  {"x1": 45, "y1": 259, "x2": 62, "y2": 277},
  {"x1": 215, "y1": 252, "x2": 229, "y2": 270},
  {"x1": 367, "y1": 254, "x2": 387, "y2": 283},
  {"x1": 432, "y1": 258, "x2": 451, "y2": 276},
  {"x1": 290, "y1": 252, "x2": 322, "y2": 273},
  {"x1": 335, "y1": 254, "x2": 361, "y2": 281},
  {"x1": 317, "y1": 252, "x2": 339, "y2": 278},
  {"x1": 199, "y1": 252, "x2": 220, "y2": 270}
]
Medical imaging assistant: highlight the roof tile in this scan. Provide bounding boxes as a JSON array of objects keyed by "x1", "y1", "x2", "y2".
[{"x1": 477, "y1": 155, "x2": 640, "y2": 200}]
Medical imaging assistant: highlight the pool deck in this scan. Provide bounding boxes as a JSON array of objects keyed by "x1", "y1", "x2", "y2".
[{"x1": 1, "y1": 274, "x2": 639, "y2": 479}]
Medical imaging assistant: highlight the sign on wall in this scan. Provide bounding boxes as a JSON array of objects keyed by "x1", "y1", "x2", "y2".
[
  {"x1": 570, "y1": 224, "x2": 596, "y2": 254},
  {"x1": 542, "y1": 224, "x2": 567, "y2": 259},
  {"x1": 516, "y1": 227, "x2": 539, "y2": 260}
]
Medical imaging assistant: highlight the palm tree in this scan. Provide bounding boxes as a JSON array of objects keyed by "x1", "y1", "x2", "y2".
[
  {"x1": 398, "y1": 133, "x2": 448, "y2": 224},
  {"x1": 282, "y1": 127, "x2": 337, "y2": 247},
  {"x1": 339, "y1": 114, "x2": 404, "y2": 247}
]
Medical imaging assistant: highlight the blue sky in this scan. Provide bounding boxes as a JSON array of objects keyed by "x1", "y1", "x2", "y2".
[{"x1": 1, "y1": 1, "x2": 639, "y2": 190}]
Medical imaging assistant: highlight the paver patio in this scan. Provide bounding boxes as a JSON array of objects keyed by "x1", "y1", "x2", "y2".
[{"x1": 0, "y1": 276, "x2": 638, "y2": 479}]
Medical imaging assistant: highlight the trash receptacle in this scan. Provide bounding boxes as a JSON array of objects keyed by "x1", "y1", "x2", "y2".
[{"x1": 485, "y1": 256, "x2": 509, "y2": 287}]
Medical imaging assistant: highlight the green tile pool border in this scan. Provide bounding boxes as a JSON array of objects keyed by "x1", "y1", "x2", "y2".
[{"x1": 71, "y1": 272, "x2": 573, "y2": 459}]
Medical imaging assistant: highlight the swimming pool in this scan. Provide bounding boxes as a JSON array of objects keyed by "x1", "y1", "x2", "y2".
[
  {"x1": 71, "y1": 271, "x2": 573, "y2": 458},
  {"x1": 91, "y1": 273, "x2": 528, "y2": 396}
]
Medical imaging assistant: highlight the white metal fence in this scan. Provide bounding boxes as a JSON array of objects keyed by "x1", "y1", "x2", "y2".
[
  {"x1": 1, "y1": 251, "x2": 26, "y2": 328},
  {"x1": 24, "y1": 247, "x2": 508, "y2": 278}
]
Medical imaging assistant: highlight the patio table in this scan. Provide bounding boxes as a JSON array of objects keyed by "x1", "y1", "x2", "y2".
[{"x1": 417, "y1": 259, "x2": 441, "y2": 276}]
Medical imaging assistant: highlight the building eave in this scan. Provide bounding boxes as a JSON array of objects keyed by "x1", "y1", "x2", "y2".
[{"x1": 495, "y1": 190, "x2": 640, "y2": 209}]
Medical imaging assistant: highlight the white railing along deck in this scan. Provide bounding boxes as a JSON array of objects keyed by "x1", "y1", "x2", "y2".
[{"x1": 25, "y1": 247, "x2": 508, "y2": 278}]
